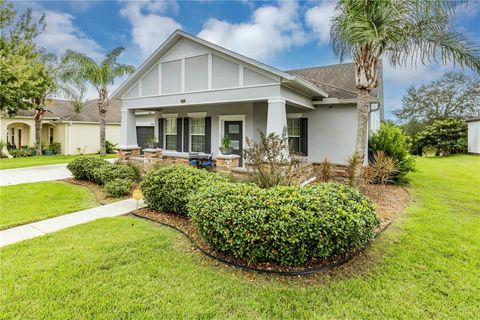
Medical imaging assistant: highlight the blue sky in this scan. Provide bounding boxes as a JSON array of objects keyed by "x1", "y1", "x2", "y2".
[{"x1": 14, "y1": 0, "x2": 480, "y2": 120}]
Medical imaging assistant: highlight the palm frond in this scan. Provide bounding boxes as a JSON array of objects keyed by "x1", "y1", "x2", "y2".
[{"x1": 102, "y1": 47, "x2": 125, "y2": 67}]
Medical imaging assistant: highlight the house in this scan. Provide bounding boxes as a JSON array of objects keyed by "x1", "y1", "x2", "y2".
[
  {"x1": 0, "y1": 99, "x2": 121, "y2": 155},
  {"x1": 112, "y1": 30, "x2": 383, "y2": 166},
  {"x1": 467, "y1": 117, "x2": 480, "y2": 154}
]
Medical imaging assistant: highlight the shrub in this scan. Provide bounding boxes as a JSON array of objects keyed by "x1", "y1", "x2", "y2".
[
  {"x1": 47, "y1": 142, "x2": 61, "y2": 155},
  {"x1": 10, "y1": 145, "x2": 35, "y2": 158},
  {"x1": 188, "y1": 182, "x2": 379, "y2": 265},
  {"x1": 140, "y1": 165, "x2": 227, "y2": 215},
  {"x1": 105, "y1": 140, "x2": 117, "y2": 154},
  {"x1": 369, "y1": 123, "x2": 415, "y2": 184},
  {"x1": 105, "y1": 178, "x2": 133, "y2": 197},
  {"x1": 244, "y1": 130, "x2": 303, "y2": 188},
  {"x1": 414, "y1": 118, "x2": 467, "y2": 155},
  {"x1": 67, "y1": 157, "x2": 109, "y2": 181},
  {"x1": 92, "y1": 163, "x2": 138, "y2": 185},
  {"x1": 318, "y1": 158, "x2": 332, "y2": 182}
]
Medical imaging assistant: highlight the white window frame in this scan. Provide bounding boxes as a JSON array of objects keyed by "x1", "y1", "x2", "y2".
[
  {"x1": 164, "y1": 116, "x2": 178, "y2": 151},
  {"x1": 189, "y1": 116, "x2": 206, "y2": 153},
  {"x1": 287, "y1": 116, "x2": 302, "y2": 154}
]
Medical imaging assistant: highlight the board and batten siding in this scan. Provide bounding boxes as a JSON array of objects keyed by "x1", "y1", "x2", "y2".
[
  {"x1": 122, "y1": 37, "x2": 279, "y2": 100},
  {"x1": 467, "y1": 119, "x2": 480, "y2": 154}
]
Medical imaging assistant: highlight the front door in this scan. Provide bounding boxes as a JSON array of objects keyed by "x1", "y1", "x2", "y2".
[
  {"x1": 224, "y1": 121, "x2": 243, "y2": 165},
  {"x1": 136, "y1": 126, "x2": 154, "y2": 154},
  {"x1": 18, "y1": 129, "x2": 22, "y2": 148}
]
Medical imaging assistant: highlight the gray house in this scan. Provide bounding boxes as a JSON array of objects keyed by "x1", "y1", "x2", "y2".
[{"x1": 112, "y1": 30, "x2": 383, "y2": 165}]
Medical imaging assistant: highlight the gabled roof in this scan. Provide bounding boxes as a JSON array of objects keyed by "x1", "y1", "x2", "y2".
[
  {"x1": 287, "y1": 62, "x2": 383, "y2": 100},
  {"x1": 2, "y1": 99, "x2": 121, "y2": 123},
  {"x1": 111, "y1": 29, "x2": 328, "y2": 99}
]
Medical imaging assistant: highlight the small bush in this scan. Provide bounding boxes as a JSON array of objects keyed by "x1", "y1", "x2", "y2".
[
  {"x1": 105, "y1": 178, "x2": 133, "y2": 197},
  {"x1": 188, "y1": 182, "x2": 379, "y2": 265},
  {"x1": 47, "y1": 142, "x2": 62, "y2": 155},
  {"x1": 318, "y1": 158, "x2": 332, "y2": 182},
  {"x1": 140, "y1": 165, "x2": 227, "y2": 215},
  {"x1": 369, "y1": 123, "x2": 415, "y2": 184},
  {"x1": 105, "y1": 140, "x2": 118, "y2": 154},
  {"x1": 244, "y1": 130, "x2": 303, "y2": 188},
  {"x1": 91, "y1": 163, "x2": 138, "y2": 185},
  {"x1": 67, "y1": 157, "x2": 109, "y2": 181}
]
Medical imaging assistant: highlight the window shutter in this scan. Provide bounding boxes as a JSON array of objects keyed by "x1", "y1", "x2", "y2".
[
  {"x1": 176, "y1": 118, "x2": 183, "y2": 152},
  {"x1": 183, "y1": 117, "x2": 190, "y2": 152},
  {"x1": 300, "y1": 118, "x2": 308, "y2": 156},
  {"x1": 158, "y1": 118, "x2": 164, "y2": 149},
  {"x1": 205, "y1": 117, "x2": 211, "y2": 154}
]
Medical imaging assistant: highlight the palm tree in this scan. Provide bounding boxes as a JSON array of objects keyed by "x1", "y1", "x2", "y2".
[
  {"x1": 62, "y1": 47, "x2": 135, "y2": 156},
  {"x1": 33, "y1": 51, "x2": 85, "y2": 155},
  {"x1": 330, "y1": 0, "x2": 480, "y2": 186}
]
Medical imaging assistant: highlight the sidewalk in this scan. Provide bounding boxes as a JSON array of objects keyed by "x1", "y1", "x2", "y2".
[{"x1": 0, "y1": 198, "x2": 145, "y2": 247}]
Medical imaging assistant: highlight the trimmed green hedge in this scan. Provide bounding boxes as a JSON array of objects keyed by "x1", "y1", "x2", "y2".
[
  {"x1": 92, "y1": 163, "x2": 138, "y2": 185},
  {"x1": 188, "y1": 182, "x2": 379, "y2": 265},
  {"x1": 140, "y1": 165, "x2": 227, "y2": 215},
  {"x1": 67, "y1": 157, "x2": 109, "y2": 181},
  {"x1": 105, "y1": 178, "x2": 133, "y2": 197}
]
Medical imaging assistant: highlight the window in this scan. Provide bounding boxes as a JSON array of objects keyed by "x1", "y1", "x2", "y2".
[
  {"x1": 287, "y1": 118, "x2": 300, "y2": 154},
  {"x1": 49, "y1": 127, "x2": 54, "y2": 144},
  {"x1": 11, "y1": 128, "x2": 14, "y2": 144},
  {"x1": 165, "y1": 118, "x2": 177, "y2": 150},
  {"x1": 190, "y1": 118, "x2": 205, "y2": 152}
]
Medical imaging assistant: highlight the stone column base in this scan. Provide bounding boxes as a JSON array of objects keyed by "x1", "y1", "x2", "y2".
[
  {"x1": 143, "y1": 148, "x2": 163, "y2": 165},
  {"x1": 116, "y1": 147, "x2": 141, "y2": 162},
  {"x1": 216, "y1": 154, "x2": 240, "y2": 171}
]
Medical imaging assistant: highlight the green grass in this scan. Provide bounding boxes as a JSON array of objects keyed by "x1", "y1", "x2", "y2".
[
  {"x1": 1, "y1": 155, "x2": 479, "y2": 319},
  {"x1": 0, "y1": 154, "x2": 116, "y2": 170},
  {"x1": 0, "y1": 181, "x2": 99, "y2": 230}
]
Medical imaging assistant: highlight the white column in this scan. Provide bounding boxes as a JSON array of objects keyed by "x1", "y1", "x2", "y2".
[
  {"x1": 266, "y1": 98, "x2": 287, "y2": 136},
  {"x1": 119, "y1": 109, "x2": 138, "y2": 148}
]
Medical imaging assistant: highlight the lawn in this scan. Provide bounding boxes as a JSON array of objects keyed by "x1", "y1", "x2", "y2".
[
  {"x1": 0, "y1": 155, "x2": 479, "y2": 319},
  {"x1": 0, "y1": 181, "x2": 99, "y2": 230},
  {"x1": 0, "y1": 154, "x2": 116, "y2": 170}
]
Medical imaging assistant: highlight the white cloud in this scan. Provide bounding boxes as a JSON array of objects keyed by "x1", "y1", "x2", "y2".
[
  {"x1": 197, "y1": 1, "x2": 306, "y2": 61},
  {"x1": 34, "y1": 10, "x2": 103, "y2": 58},
  {"x1": 120, "y1": 1, "x2": 181, "y2": 58},
  {"x1": 305, "y1": 2, "x2": 337, "y2": 43}
]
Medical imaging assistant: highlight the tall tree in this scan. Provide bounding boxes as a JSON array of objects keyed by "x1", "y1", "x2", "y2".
[
  {"x1": 394, "y1": 72, "x2": 480, "y2": 123},
  {"x1": 62, "y1": 48, "x2": 135, "y2": 156},
  {"x1": 330, "y1": 0, "x2": 480, "y2": 186},
  {"x1": 0, "y1": 1, "x2": 52, "y2": 114},
  {"x1": 32, "y1": 51, "x2": 85, "y2": 155}
]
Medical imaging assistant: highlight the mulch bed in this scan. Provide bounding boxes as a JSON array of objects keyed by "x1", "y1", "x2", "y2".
[{"x1": 63, "y1": 178, "x2": 128, "y2": 205}]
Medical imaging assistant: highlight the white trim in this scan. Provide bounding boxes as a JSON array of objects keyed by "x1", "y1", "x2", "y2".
[
  {"x1": 181, "y1": 58, "x2": 186, "y2": 93},
  {"x1": 239, "y1": 65, "x2": 244, "y2": 86},
  {"x1": 158, "y1": 62, "x2": 162, "y2": 94},
  {"x1": 207, "y1": 53, "x2": 213, "y2": 90},
  {"x1": 187, "y1": 112, "x2": 207, "y2": 118},
  {"x1": 287, "y1": 113, "x2": 303, "y2": 119},
  {"x1": 268, "y1": 98, "x2": 286, "y2": 104},
  {"x1": 313, "y1": 97, "x2": 381, "y2": 105},
  {"x1": 218, "y1": 114, "x2": 246, "y2": 156},
  {"x1": 135, "y1": 111, "x2": 155, "y2": 115},
  {"x1": 121, "y1": 83, "x2": 279, "y2": 100},
  {"x1": 161, "y1": 113, "x2": 178, "y2": 118}
]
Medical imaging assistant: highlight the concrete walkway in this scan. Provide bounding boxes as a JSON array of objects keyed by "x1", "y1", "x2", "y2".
[
  {"x1": 0, "y1": 159, "x2": 116, "y2": 186},
  {"x1": 0, "y1": 198, "x2": 145, "y2": 247}
]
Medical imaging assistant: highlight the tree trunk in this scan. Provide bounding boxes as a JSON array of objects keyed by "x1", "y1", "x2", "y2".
[
  {"x1": 352, "y1": 89, "x2": 371, "y2": 187},
  {"x1": 34, "y1": 108, "x2": 46, "y2": 155},
  {"x1": 98, "y1": 88, "x2": 109, "y2": 156}
]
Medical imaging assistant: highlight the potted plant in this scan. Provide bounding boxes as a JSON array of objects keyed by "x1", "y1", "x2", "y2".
[
  {"x1": 146, "y1": 136, "x2": 158, "y2": 149},
  {"x1": 220, "y1": 136, "x2": 233, "y2": 155}
]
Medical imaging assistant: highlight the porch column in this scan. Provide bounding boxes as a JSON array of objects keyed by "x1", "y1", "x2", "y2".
[
  {"x1": 266, "y1": 98, "x2": 287, "y2": 136},
  {"x1": 119, "y1": 108, "x2": 138, "y2": 148}
]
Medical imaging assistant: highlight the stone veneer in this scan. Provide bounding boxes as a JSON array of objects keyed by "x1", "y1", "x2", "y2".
[
  {"x1": 116, "y1": 147, "x2": 141, "y2": 162},
  {"x1": 216, "y1": 154, "x2": 240, "y2": 171}
]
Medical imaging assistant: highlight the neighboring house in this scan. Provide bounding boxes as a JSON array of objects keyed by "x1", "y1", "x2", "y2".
[
  {"x1": 112, "y1": 30, "x2": 383, "y2": 165},
  {"x1": 0, "y1": 99, "x2": 121, "y2": 155},
  {"x1": 467, "y1": 117, "x2": 480, "y2": 154}
]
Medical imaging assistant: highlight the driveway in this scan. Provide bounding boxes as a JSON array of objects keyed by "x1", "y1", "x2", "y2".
[
  {"x1": 0, "y1": 164, "x2": 72, "y2": 186},
  {"x1": 0, "y1": 159, "x2": 116, "y2": 186}
]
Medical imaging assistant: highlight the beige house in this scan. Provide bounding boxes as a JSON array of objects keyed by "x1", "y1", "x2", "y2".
[{"x1": 0, "y1": 99, "x2": 121, "y2": 155}]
